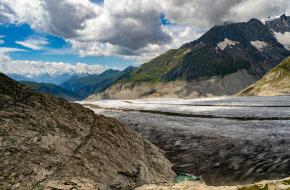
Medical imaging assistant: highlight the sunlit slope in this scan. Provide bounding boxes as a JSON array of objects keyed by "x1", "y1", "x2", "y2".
[{"x1": 239, "y1": 57, "x2": 290, "y2": 96}]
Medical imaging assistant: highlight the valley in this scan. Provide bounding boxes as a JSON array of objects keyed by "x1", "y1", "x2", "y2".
[
  {"x1": 82, "y1": 96, "x2": 290, "y2": 186},
  {"x1": 1, "y1": 1, "x2": 290, "y2": 189}
]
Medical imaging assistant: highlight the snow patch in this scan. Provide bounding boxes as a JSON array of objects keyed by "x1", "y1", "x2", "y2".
[
  {"x1": 216, "y1": 38, "x2": 239, "y2": 50},
  {"x1": 250, "y1": 41, "x2": 269, "y2": 51},
  {"x1": 261, "y1": 16, "x2": 280, "y2": 24},
  {"x1": 274, "y1": 32, "x2": 290, "y2": 50}
]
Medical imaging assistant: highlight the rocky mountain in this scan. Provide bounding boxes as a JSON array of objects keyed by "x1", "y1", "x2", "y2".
[
  {"x1": 265, "y1": 14, "x2": 290, "y2": 50},
  {"x1": 21, "y1": 81, "x2": 82, "y2": 101},
  {"x1": 0, "y1": 73, "x2": 174, "y2": 189},
  {"x1": 239, "y1": 56, "x2": 290, "y2": 96},
  {"x1": 61, "y1": 67, "x2": 135, "y2": 99},
  {"x1": 92, "y1": 15, "x2": 290, "y2": 100}
]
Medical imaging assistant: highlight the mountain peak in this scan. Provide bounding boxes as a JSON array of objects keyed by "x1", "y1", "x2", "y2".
[
  {"x1": 280, "y1": 13, "x2": 287, "y2": 20},
  {"x1": 247, "y1": 18, "x2": 263, "y2": 24}
]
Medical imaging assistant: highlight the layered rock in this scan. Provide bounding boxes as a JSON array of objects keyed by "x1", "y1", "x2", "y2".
[{"x1": 0, "y1": 73, "x2": 174, "y2": 189}]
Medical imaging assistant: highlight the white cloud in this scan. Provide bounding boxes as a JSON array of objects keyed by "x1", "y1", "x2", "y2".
[
  {"x1": 76, "y1": 0, "x2": 170, "y2": 50},
  {"x1": 0, "y1": 0, "x2": 99, "y2": 38},
  {"x1": 0, "y1": 0, "x2": 48, "y2": 29},
  {"x1": 161, "y1": 0, "x2": 290, "y2": 28},
  {"x1": 16, "y1": 37, "x2": 49, "y2": 50},
  {"x1": 0, "y1": 47, "x2": 27, "y2": 62},
  {"x1": 0, "y1": 47, "x2": 26, "y2": 54},
  {"x1": 69, "y1": 25, "x2": 201, "y2": 62},
  {"x1": 0, "y1": 0, "x2": 289, "y2": 62},
  {"x1": 0, "y1": 55, "x2": 105, "y2": 77}
]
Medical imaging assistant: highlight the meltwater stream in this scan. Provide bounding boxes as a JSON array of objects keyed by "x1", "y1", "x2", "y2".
[{"x1": 81, "y1": 96, "x2": 290, "y2": 185}]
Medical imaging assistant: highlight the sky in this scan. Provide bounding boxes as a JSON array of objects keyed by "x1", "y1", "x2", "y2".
[{"x1": 0, "y1": 0, "x2": 290, "y2": 79}]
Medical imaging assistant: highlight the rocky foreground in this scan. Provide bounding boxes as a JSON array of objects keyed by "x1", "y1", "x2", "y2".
[
  {"x1": 0, "y1": 73, "x2": 174, "y2": 189},
  {"x1": 137, "y1": 177, "x2": 290, "y2": 190}
]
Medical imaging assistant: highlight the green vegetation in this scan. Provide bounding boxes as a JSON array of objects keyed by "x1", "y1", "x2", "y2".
[
  {"x1": 271, "y1": 57, "x2": 290, "y2": 72},
  {"x1": 21, "y1": 81, "x2": 81, "y2": 101},
  {"x1": 169, "y1": 46, "x2": 250, "y2": 80},
  {"x1": 61, "y1": 68, "x2": 135, "y2": 98},
  {"x1": 282, "y1": 179, "x2": 290, "y2": 185},
  {"x1": 239, "y1": 56, "x2": 290, "y2": 96},
  {"x1": 120, "y1": 46, "x2": 251, "y2": 83},
  {"x1": 121, "y1": 49, "x2": 182, "y2": 83}
]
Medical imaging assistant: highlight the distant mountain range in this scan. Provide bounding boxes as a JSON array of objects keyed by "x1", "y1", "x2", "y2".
[
  {"x1": 239, "y1": 56, "x2": 290, "y2": 96},
  {"x1": 10, "y1": 67, "x2": 135, "y2": 100},
  {"x1": 91, "y1": 14, "x2": 290, "y2": 99},
  {"x1": 60, "y1": 66, "x2": 135, "y2": 99},
  {"x1": 21, "y1": 81, "x2": 82, "y2": 101},
  {"x1": 8, "y1": 73, "x2": 84, "y2": 85}
]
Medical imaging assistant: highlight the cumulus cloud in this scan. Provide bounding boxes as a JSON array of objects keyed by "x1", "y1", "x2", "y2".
[
  {"x1": 70, "y1": 25, "x2": 200, "y2": 62},
  {"x1": 161, "y1": 0, "x2": 290, "y2": 28},
  {"x1": 0, "y1": 0, "x2": 48, "y2": 29},
  {"x1": 15, "y1": 37, "x2": 49, "y2": 50},
  {"x1": 77, "y1": 0, "x2": 171, "y2": 50},
  {"x1": 0, "y1": 0, "x2": 99, "y2": 38},
  {"x1": 0, "y1": 55, "x2": 105, "y2": 77},
  {"x1": 0, "y1": 0, "x2": 290, "y2": 62}
]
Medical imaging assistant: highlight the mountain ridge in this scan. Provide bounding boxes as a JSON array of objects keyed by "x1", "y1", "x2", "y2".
[
  {"x1": 91, "y1": 15, "x2": 290, "y2": 100},
  {"x1": 21, "y1": 81, "x2": 82, "y2": 101},
  {"x1": 61, "y1": 66, "x2": 136, "y2": 98},
  {"x1": 239, "y1": 56, "x2": 290, "y2": 96}
]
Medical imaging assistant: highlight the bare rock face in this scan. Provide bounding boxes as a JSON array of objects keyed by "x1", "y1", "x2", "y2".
[{"x1": 0, "y1": 73, "x2": 174, "y2": 189}]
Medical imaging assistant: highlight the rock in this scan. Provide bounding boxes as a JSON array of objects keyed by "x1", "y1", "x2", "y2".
[
  {"x1": 136, "y1": 177, "x2": 290, "y2": 190},
  {"x1": 0, "y1": 73, "x2": 175, "y2": 189}
]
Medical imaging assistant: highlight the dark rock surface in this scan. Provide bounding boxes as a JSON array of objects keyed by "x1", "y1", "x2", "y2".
[
  {"x1": 0, "y1": 73, "x2": 174, "y2": 189},
  {"x1": 265, "y1": 14, "x2": 290, "y2": 33}
]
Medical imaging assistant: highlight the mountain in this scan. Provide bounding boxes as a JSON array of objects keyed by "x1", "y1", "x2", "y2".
[
  {"x1": 61, "y1": 66, "x2": 136, "y2": 98},
  {"x1": 7, "y1": 74, "x2": 32, "y2": 82},
  {"x1": 0, "y1": 73, "x2": 174, "y2": 189},
  {"x1": 92, "y1": 15, "x2": 290, "y2": 100},
  {"x1": 21, "y1": 81, "x2": 82, "y2": 101},
  {"x1": 239, "y1": 56, "x2": 290, "y2": 96},
  {"x1": 7, "y1": 73, "x2": 86, "y2": 85},
  {"x1": 265, "y1": 14, "x2": 290, "y2": 50}
]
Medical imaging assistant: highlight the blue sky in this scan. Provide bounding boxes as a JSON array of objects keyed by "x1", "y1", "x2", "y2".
[
  {"x1": 0, "y1": 0, "x2": 289, "y2": 82},
  {"x1": 0, "y1": 23, "x2": 138, "y2": 69}
]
